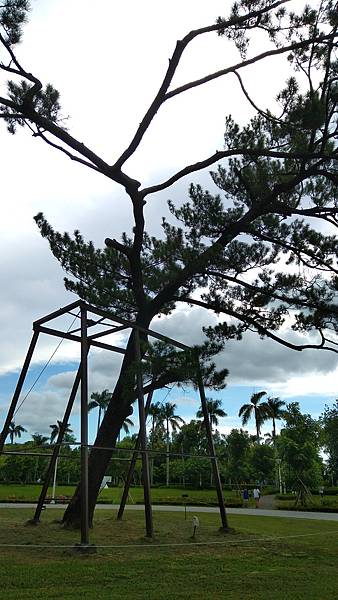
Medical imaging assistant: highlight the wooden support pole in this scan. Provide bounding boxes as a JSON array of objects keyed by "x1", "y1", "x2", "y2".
[
  {"x1": 196, "y1": 363, "x2": 229, "y2": 531},
  {"x1": 134, "y1": 330, "x2": 153, "y2": 538},
  {"x1": 117, "y1": 389, "x2": 154, "y2": 520},
  {"x1": 32, "y1": 357, "x2": 85, "y2": 523},
  {"x1": 0, "y1": 331, "x2": 40, "y2": 454},
  {"x1": 80, "y1": 306, "x2": 89, "y2": 546}
]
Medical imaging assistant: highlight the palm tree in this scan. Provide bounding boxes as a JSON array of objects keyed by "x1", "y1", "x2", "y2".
[
  {"x1": 49, "y1": 420, "x2": 72, "y2": 444},
  {"x1": 8, "y1": 421, "x2": 26, "y2": 444},
  {"x1": 266, "y1": 396, "x2": 286, "y2": 438},
  {"x1": 238, "y1": 391, "x2": 270, "y2": 443},
  {"x1": 196, "y1": 398, "x2": 227, "y2": 433},
  {"x1": 159, "y1": 402, "x2": 184, "y2": 486},
  {"x1": 263, "y1": 432, "x2": 274, "y2": 446},
  {"x1": 148, "y1": 401, "x2": 163, "y2": 485},
  {"x1": 88, "y1": 389, "x2": 112, "y2": 434},
  {"x1": 49, "y1": 421, "x2": 73, "y2": 501},
  {"x1": 196, "y1": 398, "x2": 227, "y2": 486},
  {"x1": 117, "y1": 416, "x2": 134, "y2": 442},
  {"x1": 148, "y1": 402, "x2": 162, "y2": 439},
  {"x1": 31, "y1": 433, "x2": 48, "y2": 446},
  {"x1": 31, "y1": 433, "x2": 49, "y2": 481}
]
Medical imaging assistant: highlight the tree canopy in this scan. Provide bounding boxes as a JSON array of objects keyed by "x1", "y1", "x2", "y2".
[{"x1": 0, "y1": 0, "x2": 337, "y2": 524}]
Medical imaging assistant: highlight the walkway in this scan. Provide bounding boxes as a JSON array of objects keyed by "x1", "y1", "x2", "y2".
[{"x1": 1, "y1": 503, "x2": 338, "y2": 522}]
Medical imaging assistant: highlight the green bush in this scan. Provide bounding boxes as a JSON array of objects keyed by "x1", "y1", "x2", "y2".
[
  {"x1": 276, "y1": 494, "x2": 297, "y2": 501},
  {"x1": 323, "y1": 487, "x2": 338, "y2": 496}
]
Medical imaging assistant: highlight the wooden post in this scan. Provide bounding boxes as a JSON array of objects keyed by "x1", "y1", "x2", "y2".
[
  {"x1": 196, "y1": 362, "x2": 229, "y2": 531},
  {"x1": 32, "y1": 358, "x2": 84, "y2": 523},
  {"x1": 0, "y1": 331, "x2": 39, "y2": 454},
  {"x1": 117, "y1": 389, "x2": 154, "y2": 520},
  {"x1": 80, "y1": 305, "x2": 89, "y2": 545},
  {"x1": 134, "y1": 329, "x2": 153, "y2": 538}
]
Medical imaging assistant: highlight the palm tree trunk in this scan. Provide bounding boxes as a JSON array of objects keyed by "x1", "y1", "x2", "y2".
[
  {"x1": 210, "y1": 422, "x2": 213, "y2": 486},
  {"x1": 34, "y1": 456, "x2": 39, "y2": 481},
  {"x1": 97, "y1": 406, "x2": 101, "y2": 435},
  {"x1": 166, "y1": 418, "x2": 170, "y2": 487},
  {"x1": 255, "y1": 408, "x2": 260, "y2": 444},
  {"x1": 272, "y1": 417, "x2": 276, "y2": 439},
  {"x1": 150, "y1": 419, "x2": 155, "y2": 486},
  {"x1": 181, "y1": 443, "x2": 185, "y2": 488}
]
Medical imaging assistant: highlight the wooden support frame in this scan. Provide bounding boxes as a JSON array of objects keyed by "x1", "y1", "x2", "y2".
[{"x1": 1, "y1": 299, "x2": 229, "y2": 543}]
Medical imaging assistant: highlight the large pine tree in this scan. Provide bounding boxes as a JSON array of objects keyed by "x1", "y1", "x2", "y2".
[{"x1": 0, "y1": 1, "x2": 337, "y2": 525}]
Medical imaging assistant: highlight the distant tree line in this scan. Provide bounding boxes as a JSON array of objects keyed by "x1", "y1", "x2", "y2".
[{"x1": 2, "y1": 393, "x2": 338, "y2": 500}]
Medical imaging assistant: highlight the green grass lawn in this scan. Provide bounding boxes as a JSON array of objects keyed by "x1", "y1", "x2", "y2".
[
  {"x1": 0, "y1": 508, "x2": 337, "y2": 599},
  {"x1": 0, "y1": 483, "x2": 244, "y2": 507}
]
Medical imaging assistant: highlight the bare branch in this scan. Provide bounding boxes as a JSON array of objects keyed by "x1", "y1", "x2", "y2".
[
  {"x1": 112, "y1": 0, "x2": 291, "y2": 170},
  {"x1": 0, "y1": 31, "x2": 42, "y2": 94},
  {"x1": 164, "y1": 35, "x2": 334, "y2": 101},
  {"x1": 176, "y1": 296, "x2": 337, "y2": 353},
  {"x1": 33, "y1": 128, "x2": 101, "y2": 173},
  {"x1": 140, "y1": 148, "x2": 332, "y2": 197},
  {"x1": 105, "y1": 238, "x2": 131, "y2": 257}
]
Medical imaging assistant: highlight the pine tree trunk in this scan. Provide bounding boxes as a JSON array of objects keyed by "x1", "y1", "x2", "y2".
[
  {"x1": 62, "y1": 390, "x2": 133, "y2": 526},
  {"x1": 62, "y1": 329, "x2": 142, "y2": 527}
]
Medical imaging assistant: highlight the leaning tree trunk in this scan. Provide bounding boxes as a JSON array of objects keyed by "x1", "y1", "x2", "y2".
[{"x1": 62, "y1": 327, "x2": 146, "y2": 527}]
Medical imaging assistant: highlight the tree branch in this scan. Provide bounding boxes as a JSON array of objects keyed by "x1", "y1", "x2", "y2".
[
  {"x1": 205, "y1": 270, "x2": 338, "y2": 315},
  {"x1": 111, "y1": 0, "x2": 290, "y2": 170},
  {"x1": 33, "y1": 128, "x2": 101, "y2": 173},
  {"x1": 164, "y1": 35, "x2": 334, "y2": 101},
  {"x1": 0, "y1": 32, "x2": 38, "y2": 84},
  {"x1": 249, "y1": 229, "x2": 338, "y2": 274},
  {"x1": 175, "y1": 296, "x2": 338, "y2": 353},
  {"x1": 105, "y1": 238, "x2": 132, "y2": 257},
  {"x1": 140, "y1": 148, "x2": 332, "y2": 197}
]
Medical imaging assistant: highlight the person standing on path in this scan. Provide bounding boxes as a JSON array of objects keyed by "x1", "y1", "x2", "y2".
[
  {"x1": 253, "y1": 487, "x2": 261, "y2": 508},
  {"x1": 242, "y1": 488, "x2": 249, "y2": 507}
]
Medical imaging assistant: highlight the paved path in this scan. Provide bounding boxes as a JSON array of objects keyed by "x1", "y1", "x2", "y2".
[{"x1": 1, "y1": 503, "x2": 338, "y2": 522}]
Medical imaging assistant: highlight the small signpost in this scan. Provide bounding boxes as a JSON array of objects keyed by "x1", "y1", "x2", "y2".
[{"x1": 191, "y1": 515, "x2": 199, "y2": 539}]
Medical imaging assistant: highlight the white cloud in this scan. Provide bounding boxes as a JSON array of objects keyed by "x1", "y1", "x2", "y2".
[
  {"x1": 17, "y1": 388, "x2": 79, "y2": 436},
  {"x1": 273, "y1": 368, "x2": 338, "y2": 398}
]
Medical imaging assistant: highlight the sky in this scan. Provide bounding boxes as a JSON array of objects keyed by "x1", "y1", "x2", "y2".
[{"x1": 0, "y1": 0, "x2": 337, "y2": 444}]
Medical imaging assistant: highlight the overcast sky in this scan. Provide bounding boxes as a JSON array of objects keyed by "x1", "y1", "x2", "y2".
[{"x1": 0, "y1": 0, "x2": 336, "y2": 442}]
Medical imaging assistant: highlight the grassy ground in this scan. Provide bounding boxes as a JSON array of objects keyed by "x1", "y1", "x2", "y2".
[
  {"x1": 0, "y1": 508, "x2": 337, "y2": 599},
  {"x1": 0, "y1": 484, "x2": 244, "y2": 507}
]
